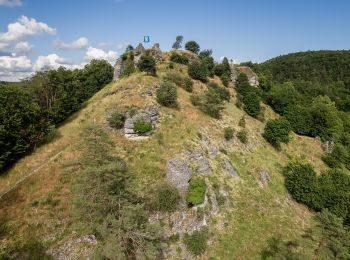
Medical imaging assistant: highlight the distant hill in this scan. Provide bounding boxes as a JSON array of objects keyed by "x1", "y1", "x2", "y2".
[{"x1": 260, "y1": 50, "x2": 350, "y2": 84}]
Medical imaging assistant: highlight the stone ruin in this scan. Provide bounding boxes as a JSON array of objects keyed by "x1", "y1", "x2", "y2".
[{"x1": 113, "y1": 43, "x2": 162, "y2": 81}]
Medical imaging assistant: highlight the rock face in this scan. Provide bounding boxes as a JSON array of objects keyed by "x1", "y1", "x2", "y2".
[
  {"x1": 190, "y1": 149, "x2": 211, "y2": 176},
  {"x1": 124, "y1": 107, "x2": 159, "y2": 140},
  {"x1": 113, "y1": 58, "x2": 125, "y2": 81},
  {"x1": 151, "y1": 43, "x2": 162, "y2": 62},
  {"x1": 222, "y1": 158, "x2": 238, "y2": 177},
  {"x1": 166, "y1": 155, "x2": 192, "y2": 194},
  {"x1": 231, "y1": 66, "x2": 259, "y2": 87}
]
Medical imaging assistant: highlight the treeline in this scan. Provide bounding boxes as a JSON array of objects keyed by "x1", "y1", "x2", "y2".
[
  {"x1": 245, "y1": 51, "x2": 350, "y2": 171},
  {"x1": 0, "y1": 60, "x2": 113, "y2": 171}
]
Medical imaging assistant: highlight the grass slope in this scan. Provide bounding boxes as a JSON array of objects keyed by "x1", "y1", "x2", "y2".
[{"x1": 0, "y1": 56, "x2": 327, "y2": 259}]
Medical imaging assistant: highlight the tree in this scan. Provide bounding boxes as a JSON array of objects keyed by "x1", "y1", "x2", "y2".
[
  {"x1": 156, "y1": 82, "x2": 178, "y2": 107},
  {"x1": 305, "y1": 210, "x2": 350, "y2": 259},
  {"x1": 172, "y1": 35, "x2": 183, "y2": 49},
  {"x1": 125, "y1": 44, "x2": 134, "y2": 53},
  {"x1": 170, "y1": 52, "x2": 189, "y2": 64},
  {"x1": 264, "y1": 118, "x2": 291, "y2": 148},
  {"x1": 310, "y1": 96, "x2": 343, "y2": 140},
  {"x1": 188, "y1": 61, "x2": 209, "y2": 82},
  {"x1": 0, "y1": 85, "x2": 49, "y2": 170},
  {"x1": 243, "y1": 90, "x2": 261, "y2": 117},
  {"x1": 266, "y1": 82, "x2": 300, "y2": 115},
  {"x1": 185, "y1": 41, "x2": 200, "y2": 54},
  {"x1": 284, "y1": 105, "x2": 312, "y2": 135},
  {"x1": 137, "y1": 54, "x2": 156, "y2": 75}
]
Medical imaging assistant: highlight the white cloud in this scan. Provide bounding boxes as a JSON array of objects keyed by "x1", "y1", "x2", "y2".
[
  {"x1": 14, "y1": 41, "x2": 32, "y2": 54},
  {"x1": 54, "y1": 37, "x2": 89, "y2": 50},
  {"x1": 0, "y1": 16, "x2": 56, "y2": 44},
  {"x1": 84, "y1": 46, "x2": 117, "y2": 64},
  {"x1": 33, "y1": 53, "x2": 81, "y2": 71},
  {"x1": 0, "y1": 42, "x2": 9, "y2": 51},
  {"x1": 0, "y1": 0, "x2": 22, "y2": 7},
  {"x1": 0, "y1": 55, "x2": 31, "y2": 71},
  {"x1": 0, "y1": 55, "x2": 32, "y2": 81}
]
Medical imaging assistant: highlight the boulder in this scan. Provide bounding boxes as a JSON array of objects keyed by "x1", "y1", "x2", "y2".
[
  {"x1": 166, "y1": 155, "x2": 192, "y2": 194},
  {"x1": 113, "y1": 58, "x2": 125, "y2": 81},
  {"x1": 151, "y1": 43, "x2": 162, "y2": 63}
]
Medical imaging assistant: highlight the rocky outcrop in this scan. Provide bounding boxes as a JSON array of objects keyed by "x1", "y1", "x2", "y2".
[
  {"x1": 133, "y1": 43, "x2": 146, "y2": 63},
  {"x1": 113, "y1": 57, "x2": 125, "y2": 81},
  {"x1": 222, "y1": 158, "x2": 238, "y2": 178},
  {"x1": 166, "y1": 155, "x2": 192, "y2": 195},
  {"x1": 124, "y1": 107, "x2": 159, "y2": 140},
  {"x1": 231, "y1": 66, "x2": 259, "y2": 87},
  {"x1": 190, "y1": 149, "x2": 211, "y2": 176},
  {"x1": 257, "y1": 168, "x2": 271, "y2": 188},
  {"x1": 151, "y1": 43, "x2": 162, "y2": 63}
]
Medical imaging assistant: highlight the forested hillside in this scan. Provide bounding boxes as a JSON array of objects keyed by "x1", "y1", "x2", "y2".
[{"x1": 1, "y1": 42, "x2": 350, "y2": 259}]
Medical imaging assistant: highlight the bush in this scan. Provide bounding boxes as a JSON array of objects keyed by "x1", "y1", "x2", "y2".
[
  {"x1": 185, "y1": 41, "x2": 200, "y2": 54},
  {"x1": 156, "y1": 82, "x2": 178, "y2": 107},
  {"x1": 284, "y1": 104, "x2": 312, "y2": 135},
  {"x1": 237, "y1": 130, "x2": 248, "y2": 144},
  {"x1": 283, "y1": 160, "x2": 350, "y2": 223},
  {"x1": 184, "y1": 78, "x2": 193, "y2": 92},
  {"x1": 155, "y1": 184, "x2": 180, "y2": 212},
  {"x1": 183, "y1": 229, "x2": 208, "y2": 256},
  {"x1": 242, "y1": 91, "x2": 261, "y2": 117},
  {"x1": 283, "y1": 161, "x2": 319, "y2": 207},
  {"x1": 207, "y1": 81, "x2": 230, "y2": 102},
  {"x1": 322, "y1": 143, "x2": 349, "y2": 169},
  {"x1": 121, "y1": 59, "x2": 135, "y2": 77},
  {"x1": 188, "y1": 61, "x2": 209, "y2": 82},
  {"x1": 137, "y1": 54, "x2": 156, "y2": 75},
  {"x1": 191, "y1": 89, "x2": 224, "y2": 118},
  {"x1": 263, "y1": 118, "x2": 291, "y2": 148},
  {"x1": 133, "y1": 120, "x2": 152, "y2": 134},
  {"x1": 170, "y1": 52, "x2": 189, "y2": 64},
  {"x1": 163, "y1": 71, "x2": 185, "y2": 86},
  {"x1": 186, "y1": 177, "x2": 207, "y2": 206},
  {"x1": 224, "y1": 127, "x2": 234, "y2": 141},
  {"x1": 108, "y1": 111, "x2": 126, "y2": 129}
]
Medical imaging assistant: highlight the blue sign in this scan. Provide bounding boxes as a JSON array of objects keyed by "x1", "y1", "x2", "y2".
[{"x1": 143, "y1": 36, "x2": 150, "y2": 43}]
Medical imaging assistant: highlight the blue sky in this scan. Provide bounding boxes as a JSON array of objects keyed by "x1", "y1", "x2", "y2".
[{"x1": 0, "y1": 0, "x2": 349, "y2": 81}]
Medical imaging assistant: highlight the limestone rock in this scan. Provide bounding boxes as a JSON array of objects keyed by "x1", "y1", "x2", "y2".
[
  {"x1": 166, "y1": 155, "x2": 192, "y2": 194},
  {"x1": 123, "y1": 107, "x2": 159, "y2": 140},
  {"x1": 113, "y1": 58, "x2": 125, "y2": 81},
  {"x1": 151, "y1": 43, "x2": 162, "y2": 63},
  {"x1": 133, "y1": 43, "x2": 146, "y2": 63},
  {"x1": 222, "y1": 158, "x2": 238, "y2": 177},
  {"x1": 257, "y1": 169, "x2": 271, "y2": 188},
  {"x1": 190, "y1": 149, "x2": 211, "y2": 175}
]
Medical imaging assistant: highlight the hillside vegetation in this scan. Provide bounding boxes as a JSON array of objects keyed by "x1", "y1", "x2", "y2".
[{"x1": 1, "y1": 41, "x2": 350, "y2": 259}]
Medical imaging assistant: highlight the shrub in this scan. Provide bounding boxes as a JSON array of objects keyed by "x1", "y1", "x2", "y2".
[
  {"x1": 188, "y1": 61, "x2": 209, "y2": 82},
  {"x1": 239, "y1": 116, "x2": 246, "y2": 127},
  {"x1": 283, "y1": 161, "x2": 319, "y2": 207},
  {"x1": 184, "y1": 78, "x2": 193, "y2": 92},
  {"x1": 263, "y1": 118, "x2": 291, "y2": 148},
  {"x1": 163, "y1": 71, "x2": 185, "y2": 86},
  {"x1": 185, "y1": 41, "x2": 200, "y2": 54},
  {"x1": 183, "y1": 229, "x2": 208, "y2": 255},
  {"x1": 133, "y1": 120, "x2": 152, "y2": 134},
  {"x1": 242, "y1": 90, "x2": 261, "y2": 117},
  {"x1": 155, "y1": 184, "x2": 180, "y2": 212},
  {"x1": 156, "y1": 82, "x2": 178, "y2": 107},
  {"x1": 322, "y1": 143, "x2": 349, "y2": 169},
  {"x1": 108, "y1": 111, "x2": 126, "y2": 129},
  {"x1": 137, "y1": 54, "x2": 156, "y2": 75},
  {"x1": 284, "y1": 104, "x2": 312, "y2": 135},
  {"x1": 224, "y1": 127, "x2": 234, "y2": 141},
  {"x1": 237, "y1": 130, "x2": 248, "y2": 144},
  {"x1": 207, "y1": 81, "x2": 230, "y2": 101},
  {"x1": 170, "y1": 52, "x2": 189, "y2": 64},
  {"x1": 121, "y1": 59, "x2": 135, "y2": 77},
  {"x1": 186, "y1": 177, "x2": 207, "y2": 206}
]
